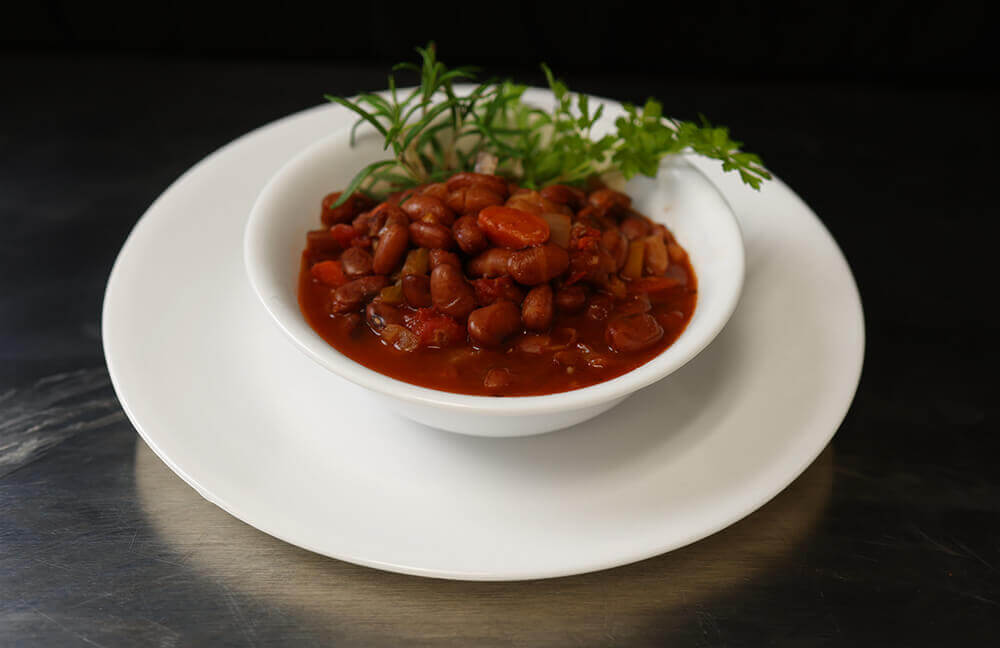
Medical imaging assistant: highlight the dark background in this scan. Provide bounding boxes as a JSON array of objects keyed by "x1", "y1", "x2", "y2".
[
  {"x1": 2, "y1": 2, "x2": 998, "y2": 645},
  {"x1": 4, "y1": 1, "x2": 996, "y2": 82}
]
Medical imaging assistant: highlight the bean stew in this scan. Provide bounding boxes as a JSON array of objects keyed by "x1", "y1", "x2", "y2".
[{"x1": 299, "y1": 173, "x2": 697, "y2": 396}]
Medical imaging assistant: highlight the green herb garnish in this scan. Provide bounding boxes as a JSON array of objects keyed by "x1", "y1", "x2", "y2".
[{"x1": 327, "y1": 43, "x2": 770, "y2": 206}]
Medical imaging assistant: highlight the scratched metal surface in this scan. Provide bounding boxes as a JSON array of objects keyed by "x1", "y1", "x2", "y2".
[{"x1": 1, "y1": 56, "x2": 997, "y2": 646}]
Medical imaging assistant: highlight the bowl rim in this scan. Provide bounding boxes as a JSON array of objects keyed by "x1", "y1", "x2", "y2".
[{"x1": 244, "y1": 95, "x2": 745, "y2": 416}]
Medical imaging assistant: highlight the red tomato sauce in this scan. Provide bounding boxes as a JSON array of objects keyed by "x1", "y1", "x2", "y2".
[{"x1": 298, "y1": 175, "x2": 697, "y2": 396}]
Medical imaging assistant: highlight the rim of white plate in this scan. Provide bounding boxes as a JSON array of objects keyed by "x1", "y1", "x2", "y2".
[{"x1": 102, "y1": 92, "x2": 866, "y2": 580}]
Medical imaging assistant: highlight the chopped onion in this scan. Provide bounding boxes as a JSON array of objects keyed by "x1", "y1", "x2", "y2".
[
  {"x1": 623, "y1": 240, "x2": 645, "y2": 279},
  {"x1": 644, "y1": 235, "x2": 669, "y2": 276},
  {"x1": 379, "y1": 282, "x2": 404, "y2": 304},
  {"x1": 401, "y1": 248, "x2": 430, "y2": 276},
  {"x1": 381, "y1": 324, "x2": 419, "y2": 352}
]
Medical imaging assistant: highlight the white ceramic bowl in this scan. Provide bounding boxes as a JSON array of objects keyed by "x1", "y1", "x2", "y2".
[{"x1": 244, "y1": 96, "x2": 744, "y2": 437}]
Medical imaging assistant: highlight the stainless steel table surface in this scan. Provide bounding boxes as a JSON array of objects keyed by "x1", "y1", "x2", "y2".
[{"x1": 1, "y1": 55, "x2": 996, "y2": 646}]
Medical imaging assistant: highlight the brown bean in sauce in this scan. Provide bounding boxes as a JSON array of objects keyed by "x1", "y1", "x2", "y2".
[
  {"x1": 401, "y1": 274, "x2": 433, "y2": 308},
  {"x1": 409, "y1": 221, "x2": 455, "y2": 250},
  {"x1": 521, "y1": 284, "x2": 554, "y2": 331},
  {"x1": 468, "y1": 300, "x2": 522, "y2": 346},
  {"x1": 430, "y1": 264, "x2": 476, "y2": 318},
  {"x1": 452, "y1": 215, "x2": 489, "y2": 255},
  {"x1": 299, "y1": 172, "x2": 697, "y2": 396},
  {"x1": 507, "y1": 244, "x2": 570, "y2": 285},
  {"x1": 372, "y1": 224, "x2": 409, "y2": 275},
  {"x1": 340, "y1": 246, "x2": 373, "y2": 278}
]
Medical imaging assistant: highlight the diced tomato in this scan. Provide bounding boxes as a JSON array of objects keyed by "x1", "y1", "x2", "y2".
[
  {"x1": 473, "y1": 276, "x2": 520, "y2": 306},
  {"x1": 569, "y1": 222, "x2": 601, "y2": 252},
  {"x1": 321, "y1": 192, "x2": 373, "y2": 227},
  {"x1": 477, "y1": 206, "x2": 550, "y2": 249},
  {"x1": 403, "y1": 308, "x2": 465, "y2": 348},
  {"x1": 310, "y1": 260, "x2": 348, "y2": 287},
  {"x1": 328, "y1": 224, "x2": 356, "y2": 247},
  {"x1": 305, "y1": 229, "x2": 340, "y2": 254}
]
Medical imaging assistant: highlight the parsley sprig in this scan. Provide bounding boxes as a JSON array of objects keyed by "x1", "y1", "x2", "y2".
[{"x1": 328, "y1": 44, "x2": 770, "y2": 206}]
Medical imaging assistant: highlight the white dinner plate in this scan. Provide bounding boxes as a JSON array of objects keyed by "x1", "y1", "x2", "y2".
[{"x1": 102, "y1": 90, "x2": 864, "y2": 580}]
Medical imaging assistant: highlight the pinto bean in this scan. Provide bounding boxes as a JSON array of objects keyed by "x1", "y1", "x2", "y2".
[
  {"x1": 452, "y1": 215, "x2": 489, "y2": 255},
  {"x1": 430, "y1": 264, "x2": 476, "y2": 318},
  {"x1": 409, "y1": 221, "x2": 455, "y2": 249},
  {"x1": 445, "y1": 172, "x2": 508, "y2": 197},
  {"x1": 651, "y1": 223, "x2": 672, "y2": 242},
  {"x1": 587, "y1": 188, "x2": 631, "y2": 213},
  {"x1": 540, "y1": 184, "x2": 587, "y2": 210},
  {"x1": 366, "y1": 301, "x2": 403, "y2": 331},
  {"x1": 321, "y1": 192, "x2": 372, "y2": 226},
  {"x1": 379, "y1": 211, "x2": 409, "y2": 233},
  {"x1": 644, "y1": 234, "x2": 670, "y2": 276},
  {"x1": 473, "y1": 276, "x2": 524, "y2": 306},
  {"x1": 401, "y1": 274, "x2": 433, "y2": 308},
  {"x1": 370, "y1": 203, "x2": 408, "y2": 231},
  {"x1": 352, "y1": 211, "x2": 375, "y2": 235},
  {"x1": 507, "y1": 244, "x2": 570, "y2": 285},
  {"x1": 420, "y1": 182, "x2": 449, "y2": 201},
  {"x1": 401, "y1": 194, "x2": 455, "y2": 226},
  {"x1": 606, "y1": 313, "x2": 664, "y2": 352},
  {"x1": 568, "y1": 245, "x2": 617, "y2": 285},
  {"x1": 620, "y1": 216, "x2": 651, "y2": 240},
  {"x1": 555, "y1": 285, "x2": 587, "y2": 313},
  {"x1": 372, "y1": 223, "x2": 409, "y2": 275},
  {"x1": 339, "y1": 246, "x2": 373, "y2": 278},
  {"x1": 468, "y1": 184, "x2": 506, "y2": 212},
  {"x1": 521, "y1": 284, "x2": 554, "y2": 331},
  {"x1": 574, "y1": 205, "x2": 614, "y2": 231},
  {"x1": 429, "y1": 249, "x2": 461, "y2": 270},
  {"x1": 445, "y1": 185, "x2": 505, "y2": 215},
  {"x1": 467, "y1": 248, "x2": 513, "y2": 277},
  {"x1": 330, "y1": 275, "x2": 389, "y2": 313},
  {"x1": 601, "y1": 228, "x2": 629, "y2": 270},
  {"x1": 385, "y1": 187, "x2": 418, "y2": 205},
  {"x1": 468, "y1": 300, "x2": 522, "y2": 346}
]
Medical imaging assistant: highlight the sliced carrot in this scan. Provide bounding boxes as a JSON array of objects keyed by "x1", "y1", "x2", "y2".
[
  {"x1": 310, "y1": 260, "x2": 347, "y2": 287},
  {"x1": 328, "y1": 224, "x2": 356, "y2": 248},
  {"x1": 477, "y1": 206, "x2": 550, "y2": 249}
]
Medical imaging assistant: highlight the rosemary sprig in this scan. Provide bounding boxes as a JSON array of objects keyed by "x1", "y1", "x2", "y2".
[{"x1": 326, "y1": 43, "x2": 770, "y2": 206}]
